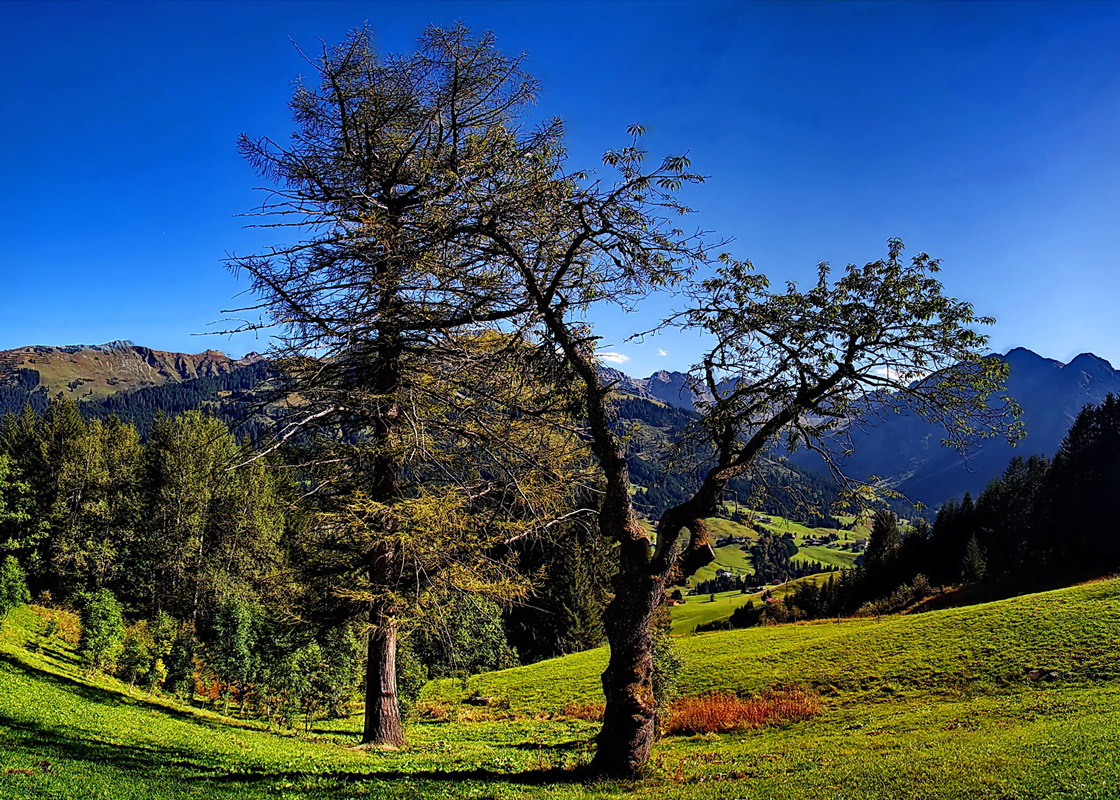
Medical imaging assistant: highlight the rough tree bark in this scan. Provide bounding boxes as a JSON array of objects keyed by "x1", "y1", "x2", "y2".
[{"x1": 362, "y1": 598, "x2": 403, "y2": 748}]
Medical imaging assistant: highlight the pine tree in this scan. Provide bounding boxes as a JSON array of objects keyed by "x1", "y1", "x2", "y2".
[{"x1": 961, "y1": 535, "x2": 987, "y2": 582}]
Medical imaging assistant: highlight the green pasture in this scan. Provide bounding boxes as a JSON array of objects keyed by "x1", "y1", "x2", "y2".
[{"x1": 3, "y1": 579, "x2": 1120, "y2": 799}]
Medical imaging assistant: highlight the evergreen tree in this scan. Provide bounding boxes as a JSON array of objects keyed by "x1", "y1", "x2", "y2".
[
  {"x1": 961, "y1": 535, "x2": 987, "y2": 582},
  {"x1": 864, "y1": 509, "x2": 902, "y2": 569},
  {"x1": 78, "y1": 589, "x2": 124, "y2": 674}
]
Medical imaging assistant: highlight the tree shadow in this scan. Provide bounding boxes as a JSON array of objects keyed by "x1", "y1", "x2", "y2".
[
  {"x1": 0, "y1": 650, "x2": 258, "y2": 734},
  {"x1": 206, "y1": 764, "x2": 594, "y2": 787},
  {"x1": 2, "y1": 708, "x2": 596, "y2": 790},
  {"x1": 1, "y1": 649, "x2": 605, "y2": 791},
  {"x1": 0, "y1": 714, "x2": 229, "y2": 779},
  {"x1": 511, "y1": 738, "x2": 587, "y2": 752}
]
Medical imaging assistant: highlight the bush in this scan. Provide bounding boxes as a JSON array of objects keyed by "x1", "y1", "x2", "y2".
[
  {"x1": 78, "y1": 589, "x2": 124, "y2": 674},
  {"x1": 664, "y1": 689, "x2": 821, "y2": 736},
  {"x1": 395, "y1": 638, "x2": 428, "y2": 720},
  {"x1": 0, "y1": 556, "x2": 31, "y2": 623},
  {"x1": 117, "y1": 622, "x2": 158, "y2": 690}
]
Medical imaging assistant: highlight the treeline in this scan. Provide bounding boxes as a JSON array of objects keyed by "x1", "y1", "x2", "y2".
[
  {"x1": 689, "y1": 531, "x2": 837, "y2": 598},
  {"x1": 0, "y1": 397, "x2": 614, "y2": 724},
  {"x1": 720, "y1": 395, "x2": 1120, "y2": 627},
  {"x1": 0, "y1": 398, "x2": 288, "y2": 616},
  {"x1": 0, "y1": 362, "x2": 273, "y2": 440},
  {"x1": 84, "y1": 361, "x2": 273, "y2": 438}
]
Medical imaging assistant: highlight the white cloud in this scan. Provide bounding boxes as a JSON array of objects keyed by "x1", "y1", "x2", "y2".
[
  {"x1": 658, "y1": 348, "x2": 668, "y2": 357},
  {"x1": 599, "y1": 352, "x2": 630, "y2": 364},
  {"x1": 873, "y1": 365, "x2": 929, "y2": 383}
]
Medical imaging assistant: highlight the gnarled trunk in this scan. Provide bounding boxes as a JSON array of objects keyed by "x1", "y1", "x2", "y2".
[
  {"x1": 591, "y1": 500, "x2": 716, "y2": 778},
  {"x1": 361, "y1": 601, "x2": 403, "y2": 748},
  {"x1": 590, "y1": 542, "x2": 662, "y2": 777}
]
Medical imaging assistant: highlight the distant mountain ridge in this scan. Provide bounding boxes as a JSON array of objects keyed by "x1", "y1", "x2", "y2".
[
  {"x1": 787, "y1": 347, "x2": 1120, "y2": 508},
  {"x1": 599, "y1": 366, "x2": 707, "y2": 410},
  {"x1": 0, "y1": 340, "x2": 263, "y2": 401},
  {"x1": 3, "y1": 341, "x2": 1113, "y2": 510},
  {"x1": 603, "y1": 348, "x2": 1120, "y2": 509}
]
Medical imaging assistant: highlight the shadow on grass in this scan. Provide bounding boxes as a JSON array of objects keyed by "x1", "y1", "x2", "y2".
[
  {"x1": 2, "y1": 709, "x2": 595, "y2": 790},
  {"x1": 0, "y1": 649, "x2": 259, "y2": 735},
  {"x1": 206, "y1": 764, "x2": 594, "y2": 787},
  {"x1": 1, "y1": 649, "x2": 602, "y2": 791},
  {"x1": 0, "y1": 713, "x2": 229, "y2": 778}
]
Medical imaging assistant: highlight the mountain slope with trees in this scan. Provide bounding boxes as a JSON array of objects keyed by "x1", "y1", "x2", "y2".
[{"x1": 791, "y1": 347, "x2": 1120, "y2": 507}]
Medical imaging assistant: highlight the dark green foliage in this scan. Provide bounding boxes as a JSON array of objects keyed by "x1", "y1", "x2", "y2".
[
  {"x1": 78, "y1": 589, "x2": 124, "y2": 674},
  {"x1": 82, "y1": 362, "x2": 273, "y2": 438},
  {"x1": 0, "y1": 363, "x2": 272, "y2": 439},
  {"x1": 0, "y1": 401, "x2": 288, "y2": 615},
  {"x1": 117, "y1": 622, "x2": 158, "y2": 689},
  {"x1": 412, "y1": 596, "x2": 517, "y2": 679},
  {"x1": 961, "y1": 535, "x2": 987, "y2": 582},
  {"x1": 395, "y1": 639, "x2": 428, "y2": 719},
  {"x1": 863, "y1": 510, "x2": 902, "y2": 569},
  {"x1": 207, "y1": 598, "x2": 258, "y2": 713},
  {"x1": 163, "y1": 625, "x2": 198, "y2": 700},
  {"x1": 749, "y1": 531, "x2": 799, "y2": 584},
  {"x1": 505, "y1": 520, "x2": 615, "y2": 663}
]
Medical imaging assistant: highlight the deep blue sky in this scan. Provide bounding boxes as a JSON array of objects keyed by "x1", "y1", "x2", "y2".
[{"x1": 2, "y1": 1, "x2": 1118, "y2": 376}]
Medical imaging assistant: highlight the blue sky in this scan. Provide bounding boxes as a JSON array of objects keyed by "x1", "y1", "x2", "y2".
[{"x1": 2, "y1": 1, "x2": 1118, "y2": 376}]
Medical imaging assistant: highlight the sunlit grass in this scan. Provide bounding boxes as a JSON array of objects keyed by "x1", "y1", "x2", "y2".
[{"x1": 3, "y1": 580, "x2": 1120, "y2": 798}]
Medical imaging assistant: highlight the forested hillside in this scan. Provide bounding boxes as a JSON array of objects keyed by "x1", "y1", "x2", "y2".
[{"x1": 792, "y1": 348, "x2": 1120, "y2": 507}]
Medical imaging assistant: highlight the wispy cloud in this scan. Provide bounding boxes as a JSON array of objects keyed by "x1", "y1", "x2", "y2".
[
  {"x1": 873, "y1": 365, "x2": 929, "y2": 383},
  {"x1": 599, "y1": 352, "x2": 630, "y2": 364},
  {"x1": 658, "y1": 348, "x2": 668, "y2": 357}
]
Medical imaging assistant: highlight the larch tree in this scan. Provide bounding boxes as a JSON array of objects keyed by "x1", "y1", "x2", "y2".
[{"x1": 227, "y1": 25, "x2": 589, "y2": 748}]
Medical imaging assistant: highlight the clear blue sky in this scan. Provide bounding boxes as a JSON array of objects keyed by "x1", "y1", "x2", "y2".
[{"x1": 2, "y1": 1, "x2": 1118, "y2": 376}]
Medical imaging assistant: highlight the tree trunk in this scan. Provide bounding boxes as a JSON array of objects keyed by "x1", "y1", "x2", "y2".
[
  {"x1": 590, "y1": 541, "x2": 661, "y2": 777},
  {"x1": 591, "y1": 498, "x2": 715, "y2": 778},
  {"x1": 361, "y1": 601, "x2": 403, "y2": 748}
]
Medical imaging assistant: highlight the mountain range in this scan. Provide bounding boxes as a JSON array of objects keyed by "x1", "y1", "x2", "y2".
[
  {"x1": 609, "y1": 348, "x2": 1120, "y2": 508},
  {"x1": 0, "y1": 340, "x2": 262, "y2": 401},
  {"x1": 2, "y1": 341, "x2": 1115, "y2": 510},
  {"x1": 804, "y1": 347, "x2": 1120, "y2": 508}
]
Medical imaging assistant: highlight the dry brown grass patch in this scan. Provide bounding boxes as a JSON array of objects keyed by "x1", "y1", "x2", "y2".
[
  {"x1": 559, "y1": 701, "x2": 604, "y2": 721},
  {"x1": 413, "y1": 701, "x2": 451, "y2": 721},
  {"x1": 664, "y1": 688, "x2": 821, "y2": 736}
]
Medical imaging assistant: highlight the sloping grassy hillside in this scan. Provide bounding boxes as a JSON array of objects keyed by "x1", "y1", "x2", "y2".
[
  {"x1": 669, "y1": 572, "x2": 838, "y2": 635},
  {"x1": 431, "y1": 578, "x2": 1120, "y2": 712},
  {"x1": 686, "y1": 511, "x2": 861, "y2": 587},
  {"x1": 4, "y1": 580, "x2": 1120, "y2": 799}
]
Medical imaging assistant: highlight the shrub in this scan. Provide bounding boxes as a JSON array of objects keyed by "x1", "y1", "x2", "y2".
[
  {"x1": 117, "y1": 622, "x2": 160, "y2": 690},
  {"x1": 0, "y1": 555, "x2": 31, "y2": 623},
  {"x1": 396, "y1": 638, "x2": 429, "y2": 720},
  {"x1": 664, "y1": 689, "x2": 821, "y2": 736}
]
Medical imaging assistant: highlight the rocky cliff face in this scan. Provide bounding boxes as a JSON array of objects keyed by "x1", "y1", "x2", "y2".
[{"x1": 598, "y1": 366, "x2": 707, "y2": 410}]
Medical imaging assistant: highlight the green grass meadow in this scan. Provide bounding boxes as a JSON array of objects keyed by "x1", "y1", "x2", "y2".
[
  {"x1": 671, "y1": 511, "x2": 863, "y2": 635},
  {"x1": 4, "y1": 579, "x2": 1120, "y2": 799}
]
